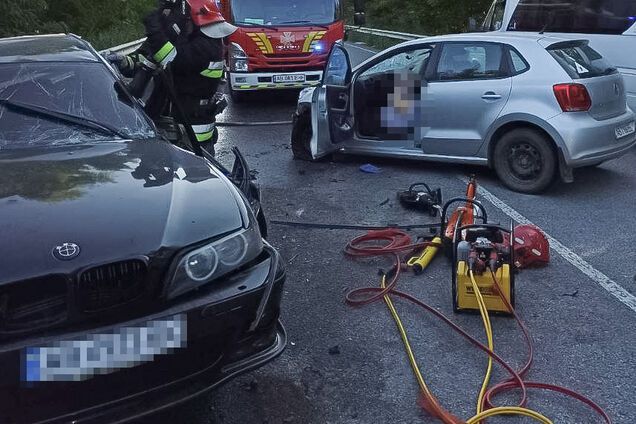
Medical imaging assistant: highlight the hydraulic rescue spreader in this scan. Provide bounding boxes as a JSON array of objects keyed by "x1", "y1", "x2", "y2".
[{"x1": 344, "y1": 177, "x2": 611, "y2": 423}]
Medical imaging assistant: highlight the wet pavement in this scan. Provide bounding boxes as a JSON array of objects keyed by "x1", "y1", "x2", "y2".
[{"x1": 150, "y1": 44, "x2": 636, "y2": 424}]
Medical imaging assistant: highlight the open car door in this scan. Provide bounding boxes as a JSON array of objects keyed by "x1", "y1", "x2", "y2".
[{"x1": 311, "y1": 44, "x2": 354, "y2": 159}]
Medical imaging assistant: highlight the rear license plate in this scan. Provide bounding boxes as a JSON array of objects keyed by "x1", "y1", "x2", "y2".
[
  {"x1": 615, "y1": 121, "x2": 635, "y2": 139},
  {"x1": 23, "y1": 315, "x2": 186, "y2": 382},
  {"x1": 273, "y1": 74, "x2": 305, "y2": 83}
]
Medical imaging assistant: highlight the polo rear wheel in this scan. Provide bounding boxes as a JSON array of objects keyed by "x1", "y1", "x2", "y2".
[{"x1": 493, "y1": 128, "x2": 557, "y2": 194}]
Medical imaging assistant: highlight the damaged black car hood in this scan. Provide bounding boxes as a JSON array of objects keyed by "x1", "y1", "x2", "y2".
[{"x1": 0, "y1": 140, "x2": 244, "y2": 284}]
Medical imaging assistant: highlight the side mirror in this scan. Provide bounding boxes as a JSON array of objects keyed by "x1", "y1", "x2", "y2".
[
  {"x1": 354, "y1": 12, "x2": 366, "y2": 27},
  {"x1": 324, "y1": 45, "x2": 352, "y2": 87},
  {"x1": 353, "y1": 0, "x2": 366, "y2": 26}
]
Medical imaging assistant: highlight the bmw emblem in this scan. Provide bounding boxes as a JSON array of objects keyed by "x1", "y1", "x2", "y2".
[{"x1": 52, "y1": 243, "x2": 81, "y2": 261}]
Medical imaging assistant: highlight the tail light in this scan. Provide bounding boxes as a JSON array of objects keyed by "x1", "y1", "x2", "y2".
[{"x1": 553, "y1": 83, "x2": 592, "y2": 112}]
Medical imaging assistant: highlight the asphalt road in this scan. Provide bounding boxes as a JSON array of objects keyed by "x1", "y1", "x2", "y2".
[{"x1": 153, "y1": 43, "x2": 636, "y2": 424}]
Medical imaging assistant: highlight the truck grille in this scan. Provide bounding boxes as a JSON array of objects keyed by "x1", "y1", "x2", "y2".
[
  {"x1": 265, "y1": 53, "x2": 311, "y2": 58},
  {"x1": 0, "y1": 276, "x2": 68, "y2": 334},
  {"x1": 77, "y1": 260, "x2": 147, "y2": 313}
]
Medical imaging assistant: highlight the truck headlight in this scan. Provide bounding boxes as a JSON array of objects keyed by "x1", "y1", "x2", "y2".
[
  {"x1": 229, "y1": 42, "x2": 249, "y2": 72},
  {"x1": 232, "y1": 59, "x2": 249, "y2": 72},
  {"x1": 166, "y1": 225, "x2": 263, "y2": 299}
]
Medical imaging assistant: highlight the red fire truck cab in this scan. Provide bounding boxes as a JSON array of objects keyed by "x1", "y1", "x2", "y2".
[{"x1": 219, "y1": 0, "x2": 346, "y2": 99}]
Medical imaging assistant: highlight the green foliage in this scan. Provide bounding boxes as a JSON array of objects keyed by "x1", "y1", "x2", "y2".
[
  {"x1": 0, "y1": 0, "x2": 154, "y2": 50},
  {"x1": 357, "y1": 0, "x2": 493, "y2": 35},
  {"x1": 0, "y1": 0, "x2": 493, "y2": 50}
]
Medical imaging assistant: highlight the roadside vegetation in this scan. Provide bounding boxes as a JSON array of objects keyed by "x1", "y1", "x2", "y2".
[
  {"x1": 0, "y1": 0, "x2": 492, "y2": 50},
  {"x1": 347, "y1": 0, "x2": 494, "y2": 48},
  {"x1": 363, "y1": 0, "x2": 493, "y2": 35},
  {"x1": 0, "y1": 0, "x2": 154, "y2": 50}
]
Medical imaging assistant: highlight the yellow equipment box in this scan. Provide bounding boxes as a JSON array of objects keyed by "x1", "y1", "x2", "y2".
[{"x1": 454, "y1": 261, "x2": 514, "y2": 315}]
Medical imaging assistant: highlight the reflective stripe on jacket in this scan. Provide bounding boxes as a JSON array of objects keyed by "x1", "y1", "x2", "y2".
[{"x1": 200, "y1": 61, "x2": 224, "y2": 79}]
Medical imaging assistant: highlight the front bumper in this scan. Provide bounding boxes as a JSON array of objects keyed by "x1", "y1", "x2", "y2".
[
  {"x1": 548, "y1": 109, "x2": 636, "y2": 167},
  {"x1": 229, "y1": 70, "x2": 323, "y2": 91},
  {"x1": 0, "y1": 243, "x2": 286, "y2": 424}
]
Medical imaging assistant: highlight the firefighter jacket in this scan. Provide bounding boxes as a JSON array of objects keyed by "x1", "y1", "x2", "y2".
[{"x1": 143, "y1": 5, "x2": 224, "y2": 97}]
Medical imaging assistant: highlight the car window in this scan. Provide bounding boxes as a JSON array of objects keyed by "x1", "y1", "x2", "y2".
[
  {"x1": 508, "y1": 0, "x2": 636, "y2": 35},
  {"x1": 0, "y1": 62, "x2": 155, "y2": 149},
  {"x1": 362, "y1": 46, "x2": 435, "y2": 77},
  {"x1": 509, "y1": 49, "x2": 530, "y2": 74},
  {"x1": 435, "y1": 43, "x2": 505, "y2": 81},
  {"x1": 547, "y1": 42, "x2": 616, "y2": 79}
]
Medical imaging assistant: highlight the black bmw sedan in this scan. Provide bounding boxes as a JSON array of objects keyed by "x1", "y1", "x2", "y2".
[{"x1": 0, "y1": 34, "x2": 285, "y2": 423}]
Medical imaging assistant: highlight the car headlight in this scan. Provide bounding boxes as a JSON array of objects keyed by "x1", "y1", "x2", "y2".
[{"x1": 166, "y1": 225, "x2": 263, "y2": 299}]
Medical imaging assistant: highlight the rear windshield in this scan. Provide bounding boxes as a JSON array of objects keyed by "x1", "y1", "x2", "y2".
[
  {"x1": 547, "y1": 42, "x2": 617, "y2": 79},
  {"x1": 0, "y1": 62, "x2": 155, "y2": 149},
  {"x1": 509, "y1": 0, "x2": 636, "y2": 35}
]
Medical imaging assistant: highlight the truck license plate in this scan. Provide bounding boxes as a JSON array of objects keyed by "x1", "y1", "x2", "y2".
[
  {"x1": 615, "y1": 121, "x2": 635, "y2": 139},
  {"x1": 274, "y1": 74, "x2": 305, "y2": 83}
]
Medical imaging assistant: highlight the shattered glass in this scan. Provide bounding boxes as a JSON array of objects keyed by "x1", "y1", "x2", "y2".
[{"x1": 0, "y1": 62, "x2": 155, "y2": 149}]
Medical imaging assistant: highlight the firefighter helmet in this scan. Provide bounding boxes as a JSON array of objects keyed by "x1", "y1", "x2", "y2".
[
  {"x1": 513, "y1": 225, "x2": 550, "y2": 268},
  {"x1": 187, "y1": 0, "x2": 237, "y2": 38}
]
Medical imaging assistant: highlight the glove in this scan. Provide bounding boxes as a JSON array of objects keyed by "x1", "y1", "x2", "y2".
[
  {"x1": 104, "y1": 53, "x2": 123, "y2": 64},
  {"x1": 104, "y1": 53, "x2": 138, "y2": 77}
]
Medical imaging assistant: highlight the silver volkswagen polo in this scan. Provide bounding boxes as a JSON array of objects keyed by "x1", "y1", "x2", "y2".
[{"x1": 291, "y1": 33, "x2": 636, "y2": 193}]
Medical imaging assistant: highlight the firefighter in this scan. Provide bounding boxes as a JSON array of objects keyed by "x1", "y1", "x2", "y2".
[{"x1": 113, "y1": 0, "x2": 236, "y2": 153}]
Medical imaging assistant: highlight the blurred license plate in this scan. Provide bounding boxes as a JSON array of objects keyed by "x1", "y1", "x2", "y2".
[
  {"x1": 24, "y1": 315, "x2": 186, "y2": 382},
  {"x1": 274, "y1": 74, "x2": 305, "y2": 83},
  {"x1": 615, "y1": 121, "x2": 635, "y2": 139}
]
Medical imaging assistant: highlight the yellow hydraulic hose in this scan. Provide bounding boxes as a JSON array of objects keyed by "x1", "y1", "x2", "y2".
[
  {"x1": 469, "y1": 270, "x2": 494, "y2": 416},
  {"x1": 379, "y1": 271, "x2": 553, "y2": 424},
  {"x1": 467, "y1": 271, "x2": 553, "y2": 424},
  {"x1": 380, "y1": 276, "x2": 440, "y2": 406}
]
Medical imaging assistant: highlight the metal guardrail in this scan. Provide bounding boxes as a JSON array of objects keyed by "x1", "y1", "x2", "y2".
[
  {"x1": 345, "y1": 25, "x2": 423, "y2": 42},
  {"x1": 100, "y1": 38, "x2": 146, "y2": 55},
  {"x1": 102, "y1": 26, "x2": 423, "y2": 55}
]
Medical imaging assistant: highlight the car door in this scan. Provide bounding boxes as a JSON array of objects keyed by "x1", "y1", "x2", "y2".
[
  {"x1": 311, "y1": 44, "x2": 353, "y2": 159},
  {"x1": 422, "y1": 41, "x2": 512, "y2": 157}
]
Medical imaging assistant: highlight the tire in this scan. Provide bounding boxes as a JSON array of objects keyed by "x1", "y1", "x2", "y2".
[
  {"x1": 493, "y1": 128, "x2": 557, "y2": 194},
  {"x1": 290, "y1": 107, "x2": 315, "y2": 161}
]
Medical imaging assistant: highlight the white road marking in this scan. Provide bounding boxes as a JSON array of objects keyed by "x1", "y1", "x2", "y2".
[
  {"x1": 458, "y1": 176, "x2": 636, "y2": 313},
  {"x1": 345, "y1": 42, "x2": 378, "y2": 54}
]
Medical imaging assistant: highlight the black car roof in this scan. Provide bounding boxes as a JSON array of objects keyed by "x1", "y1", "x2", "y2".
[{"x1": 0, "y1": 34, "x2": 99, "y2": 64}]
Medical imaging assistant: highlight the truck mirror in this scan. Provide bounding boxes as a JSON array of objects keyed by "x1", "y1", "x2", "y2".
[
  {"x1": 354, "y1": 12, "x2": 366, "y2": 27},
  {"x1": 354, "y1": 0, "x2": 366, "y2": 13}
]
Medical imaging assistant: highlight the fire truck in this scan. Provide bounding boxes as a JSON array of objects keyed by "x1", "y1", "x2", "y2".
[{"x1": 219, "y1": 0, "x2": 366, "y2": 101}]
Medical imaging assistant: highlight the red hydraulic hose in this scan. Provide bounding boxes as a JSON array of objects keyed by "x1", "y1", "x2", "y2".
[{"x1": 344, "y1": 230, "x2": 612, "y2": 424}]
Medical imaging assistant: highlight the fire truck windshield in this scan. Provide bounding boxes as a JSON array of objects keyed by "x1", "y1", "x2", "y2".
[{"x1": 231, "y1": 0, "x2": 339, "y2": 27}]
